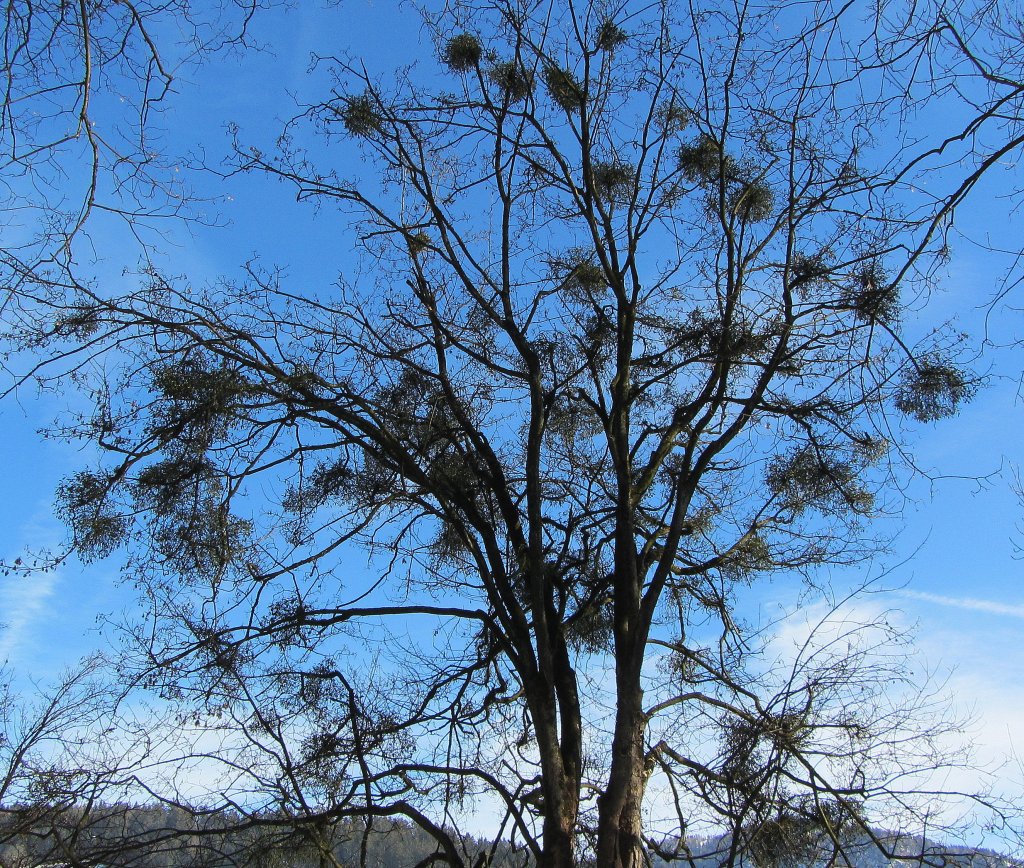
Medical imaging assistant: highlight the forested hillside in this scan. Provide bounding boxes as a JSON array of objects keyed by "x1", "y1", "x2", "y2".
[{"x1": 0, "y1": 805, "x2": 1015, "y2": 868}]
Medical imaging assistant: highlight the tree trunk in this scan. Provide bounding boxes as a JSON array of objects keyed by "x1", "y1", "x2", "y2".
[
  {"x1": 595, "y1": 688, "x2": 648, "y2": 867},
  {"x1": 529, "y1": 670, "x2": 582, "y2": 868},
  {"x1": 533, "y1": 740, "x2": 580, "y2": 868},
  {"x1": 595, "y1": 466, "x2": 650, "y2": 867},
  {"x1": 539, "y1": 799, "x2": 579, "y2": 868}
]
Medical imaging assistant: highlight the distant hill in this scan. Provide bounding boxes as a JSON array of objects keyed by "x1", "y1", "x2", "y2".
[
  {"x1": 0, "y1": 804, "x2": 1017, "y2": 868},
  {"x1": 648, "y1": 830, "x2": 1021, "y2": 868}
]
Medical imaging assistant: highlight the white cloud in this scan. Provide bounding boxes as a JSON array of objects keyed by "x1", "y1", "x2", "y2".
[
  {"x1": 899, "y1": 589, "x2": 1024, "y2": 620},
  {"x1": 0, "y1": 567, "x2": 59, "y2": 664},
  {"x1": 753, "y1": 589, "x2": 1024, "y2": 843},
  {"x1": 766, "y1": 594, "x2": 910, "y2": 666},
  {"x1": 0, "y1": 496, "x2": 77, "y2": 668}
]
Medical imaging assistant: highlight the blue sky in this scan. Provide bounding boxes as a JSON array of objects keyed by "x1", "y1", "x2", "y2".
[{"x1": 1, "y1": 0, "x2": 1022, "y2": 839}]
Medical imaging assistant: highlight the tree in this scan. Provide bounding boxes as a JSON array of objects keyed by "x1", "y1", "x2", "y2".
[
  {"x1": 1, "y1": 0, "x2": 270, "y2": 297},
  {"x1": 1, "y1": 1, "x2": 1008, "y2": 866},
  {"x1": 857, "y1": 0, "x2": 1024, "y2": 307},
  {"x1": 0, "y1": 657, "x2": 156, "y2": 868}
]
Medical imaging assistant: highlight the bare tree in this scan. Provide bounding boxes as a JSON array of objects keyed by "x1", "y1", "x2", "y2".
[
  {"x1": 0, "y1": 657, "x2": 142, "y2": 867},
  {"x1": 0, "y1": 1, "x2": 1012, "y2": 867},
  {"x1": 861, "y1": 0, "x2": 1024, "y2": 304},
  {"x1": 0, "y1": 656, "x2": 302, "y2": 868},
  {"x1": 0, "y1": 0, "x2": 270, "y2": 298}
]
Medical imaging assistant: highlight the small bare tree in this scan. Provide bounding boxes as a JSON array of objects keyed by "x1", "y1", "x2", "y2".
[
  {"x1": 0, "y1": 657, "x2": 136, "y2": 867},
  {"x1": 1, "y1": 0, "x2": 269, "y2": 298},
  {"x1": 859, "y1": 0, "x2": 1024, "y2": 301}
]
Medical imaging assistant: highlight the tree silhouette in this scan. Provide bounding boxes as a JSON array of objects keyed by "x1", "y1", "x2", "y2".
[
  {"x1": 1, "y1": 0, "x2": 269, "y2": 296},
  {"x1": 2, "y1": 1, "x2": 1012, "y2": 867}
]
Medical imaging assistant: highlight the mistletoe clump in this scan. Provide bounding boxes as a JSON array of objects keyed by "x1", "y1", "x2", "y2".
[
  {"x1": 596, "y1": 18, "x2": 627, "y2": 51},
  {"x1": 489, "y1": 61, "x2": 533, "y2": 102},
  {"x1": 443, "y1": 33, "x2": 482, "y2": 71},
  {"x1": 894, "y1": 356, "x2": 975, "y2": 422},
  {"x1": 544, "y1": 65, "x2": 584, "y2": 111},
  {"x1": 339, "y1": 94, "x2": 382, "y2": 137}
]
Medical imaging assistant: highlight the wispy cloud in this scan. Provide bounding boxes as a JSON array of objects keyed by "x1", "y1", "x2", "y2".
[
  {"x1": 900, "y1": 590, "x2": 1024, "y2": 620},
  {"x1": 0, "y1": 568, "x2": 59, "y2": 662}
]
